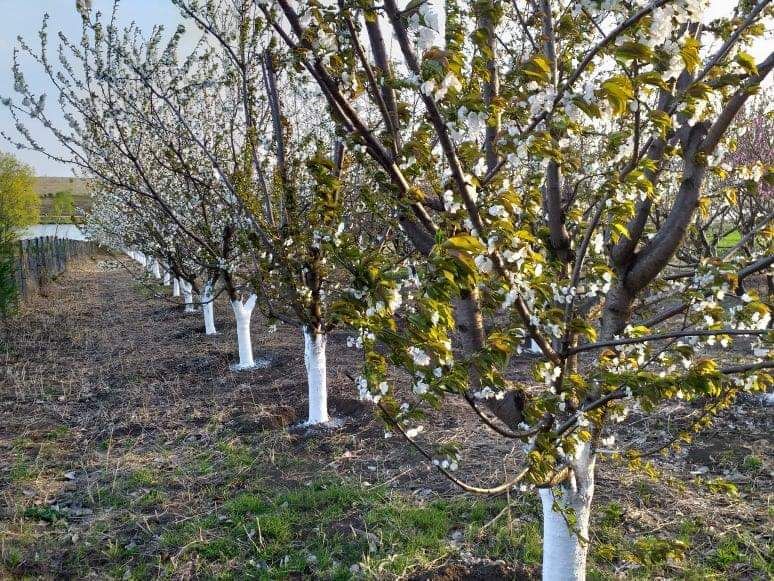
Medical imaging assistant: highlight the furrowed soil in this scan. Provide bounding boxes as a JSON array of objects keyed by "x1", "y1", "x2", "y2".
[{"x1": 1, "y1": 255, "x2": 771, "y2": 580}]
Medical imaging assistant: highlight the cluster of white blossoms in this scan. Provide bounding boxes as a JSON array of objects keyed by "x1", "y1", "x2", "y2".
[
  {"x1": 537, "y1": 362, "x2": 563, "y2": 388},
  {"x1": 527, "y1": 83, "x2": 557, "y2": 116},
  {"x1": 637, "y1": 0, "x2": 710, "y2": 49},
  {"x1": 443, "y1": 189, "x2": 462, "y2": 214},
  {"x1": 412, "y1": 374, "x2": 430, "y2": 395},
  {"x1": 474, "y1": 254, "x2": 494, "y2": 274},
  {"x1": 473, "y1": 386, "x2": 505, "y2": 400},
  {"x1": 347, "y1": 328, "x2": 375, "y2": 350},
  {"x1": 420, "y1": 72, "x2": 462, "y2": 102},
  {"x1": 606, "y1": 343, "x2": 648, "y2": 375},
  {"x1": 450, "y1": 106, "x2": 489, "y2": 140},
  {"x1": 578, "y1": 270, "x2": 614, "y2": 298},
  {"x1": 551, "y1": 283, "x2": 577, "y2": 306},
  {"x1": 408, "y1": 1, "x2": 441, "y2": 51},
  {"x1": 432, "y1": 454, "x2": 459, "y2": 472},
  {"x1": 404, "y1": 425, "x2": 425, "y2": 439},
  {"x1": 356, "y1": 376, "x2": 389, "y2": 404},
  {"x1": 408, "y1": 346, "x2": 431, "y2": 367}
]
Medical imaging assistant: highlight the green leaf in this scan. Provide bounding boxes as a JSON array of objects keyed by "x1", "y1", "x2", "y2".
[
  {"x1": 735, "y1": 51, "x2": 758, "y2": 76},
  {"x1": 680, "y1": 38, "x2": 701, "y2": 74},
  {"x1": 615, "y1": 41, "x2": 654, "y2": 63},
  {"x1": 572, "y1": 97, "x2": 601, "y2": 119},
  {"x1": 600, "y1": 75, "x2": 634, "y2": 117},
  {"x1": 649, "y1": 110, "x2": 673, "y2": 138},
  {"x1": 571, "y1": 319, "x2": 598, "y2": 342},
  {"x1": 522, "y1": 55, "x2": 552, "y2": 84},
  {"x1": 611, "y1": 223, "x2": 630, "y2": 243},
  {"x1": 443, "y1": 235, "x2": 485, "y2": 254},
  {"x1": 686, "y1": 82, "x2": 711, "y2": 98},
  {"x1": 638, "y1": 71, "x2": 670, "y2": 91}
]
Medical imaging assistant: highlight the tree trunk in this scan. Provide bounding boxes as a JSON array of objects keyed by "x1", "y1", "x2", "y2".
[
  {"x1": 181, "y1": 280, "x2": 197, "y2": 313},
  {"x1": 202, "y1": 282, "x2": 216, "y2": 335},
  {"x1": 539, "y1": 442, "x2": 595, "y2": 581},
  {"x1": 172, "y1": 278, "x2": 181, "y2": 298},
  {"x1": 162, "y1": 268, "x2": 171, "y2": 286},
  {"x1": 230, "y1": 295, "x2": 257, "y2": 369},
  {"x1": 303, "y1": 327, "x2": 329, "y2": 425},
  {"x1": 150, "y1": 259, "x2": 161, "y2": 279}
]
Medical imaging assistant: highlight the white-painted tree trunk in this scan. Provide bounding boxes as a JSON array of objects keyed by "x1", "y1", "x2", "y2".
[
  {"x1": 526, "y1": 338, "x2": 541, "y2": 354},
  {"x1": 202, "y1": 282, "x2": 217, "y2": 335},
  {"x1": 151, "y1": 259, "x2": 161, "y2": 279},
  {"x1": 539, "y1": 442, "x2": 595, "y2": 581},
  {"x1": 303, "y1": 327, "x2": 329, "y2": 425},
  {"x1": 181, "y1": 280, "x2": 197, "y2": 313},
  {"x1": 230, "y1": 295, "x2": 257, "y2": 369},
  {"x1": 162, "y1": 268, "x2": 171, "y2": 286},
  {"x1": 172, "y1": 278, "x2": 181, "y2": 297}
]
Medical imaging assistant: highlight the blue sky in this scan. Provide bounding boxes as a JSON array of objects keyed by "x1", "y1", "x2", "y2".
[
  {"x1": 0, "y1": 0, "x2": 197, "y2": 175},
  {"x1": 0, "y1": 0, "x2": 770, "y2": 176}
]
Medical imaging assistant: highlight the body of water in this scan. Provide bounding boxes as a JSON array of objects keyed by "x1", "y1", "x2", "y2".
[{"x1": 19, "y1": 224, "x2": 88, "y2": 241}]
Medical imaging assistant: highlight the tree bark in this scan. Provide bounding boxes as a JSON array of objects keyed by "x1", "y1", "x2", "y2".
[
  {"x1": 303, "y1": 327, "x2": 329, "y2": 425},
  {"x1": 231, "y1": 295, "x2": 257, "y2": 369},
  {"x1": 202, "y1": 281, "x2": 217, "y2": 335},
  {"x1": 181, "y1": 280, "x2": 197, "y2": 313},
  {"x1": 539, "y1": 442, "x2": 595, "y2": 581}
]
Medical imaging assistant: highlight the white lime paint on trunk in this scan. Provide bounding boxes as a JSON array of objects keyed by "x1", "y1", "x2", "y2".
[
  {"x1": 151, "y1": 259, "x2": 161, "y2": 279},
  {"x1": 303, "y1": 327, "x2": 329, "y2": 425},
  {"x1": 162, "y1": 268, "x2": 171, "y2": 286},
  {"x1": 172, "y1": 278, "x2": 181, "y2": 297},
  {"x1": 230, "y1": 295, "x2": 257, "y2": 369},
  {"x1": 181, "y1": 280, "x2": 197, "y2": 313},
  {"x1": 202, "y1": 282, "x2": 217, "y2": 335},
  {"x1": 539, "y1": 442, "x2": 595, "y2": 581}
]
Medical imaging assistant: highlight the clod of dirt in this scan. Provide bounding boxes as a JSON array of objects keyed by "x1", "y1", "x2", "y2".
[{"x1": 229, "y1": 405, "x2": 298, "y2": 432}]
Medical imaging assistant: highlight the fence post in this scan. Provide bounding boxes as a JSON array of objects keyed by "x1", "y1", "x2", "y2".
[{"x1": 11, "y1": 236, "x2": 95, "y2": 300}]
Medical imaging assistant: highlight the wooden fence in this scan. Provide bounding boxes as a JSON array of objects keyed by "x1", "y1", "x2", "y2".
[{"x1": 14, "y1": 236, "x2": 98, "y2": 298}]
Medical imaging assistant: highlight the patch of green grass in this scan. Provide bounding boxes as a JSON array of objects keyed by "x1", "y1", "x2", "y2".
[
  {"x1": 129, "y1": 468, "x2": 158, "y2": 487},
  {"x1": 23, "y1": 505, "x2": 65, "y2": 523},
  {"x1": 707, "y1": 532, "x2": 772, "y2": 575},
  {"x1": 135, "y1": 489, "x2": 167, "y2": 510},
  {"x1": 93, "y1": 486, "x2": 130, "y2": 509},
  {"x1": 9, "y1": 458, "x2": 34, "y2": 482},
  {"x1": 1, "y1": 547, "x2": 23, "y2": 569},
  {"x1": 740, "y1": 454, "x2": 763, "y2": 473},
  {"x1": 150, "y1": 476, "x2": 542, "y2": 578},
  {"x1": 216, "y1": 440, "x2": 256, "y2": 471}
]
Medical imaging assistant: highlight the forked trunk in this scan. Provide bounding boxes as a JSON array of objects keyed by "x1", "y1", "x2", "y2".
[
  {"x1": 303, "y1": 327, "x2": 329, "y2": 425},
  {"x1": 539, "y1": 442, "x2": 595, "y2": 581},
  {"x1": 172, "y1": 278, "x2": 181, "y2": 297},
  {"x1": 202, "y1": 282, "x2": 216, "y2": 335},
  {"x1": 230, "y1": 295, "x2": 257, "y2": 369}
]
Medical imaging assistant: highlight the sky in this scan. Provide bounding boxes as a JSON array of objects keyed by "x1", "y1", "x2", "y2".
[{"x1": 0, "y1": 0, "x2": 770, "y2": 176}]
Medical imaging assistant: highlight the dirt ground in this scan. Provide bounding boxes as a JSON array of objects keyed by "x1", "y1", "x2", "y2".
[{"x1": 0, "y1": 254, "x2": 771, "y2": 580}]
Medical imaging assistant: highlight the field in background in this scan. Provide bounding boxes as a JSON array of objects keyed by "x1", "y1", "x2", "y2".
[{"x1": 34, "y1": 177, "x2": 91, "y2": 223}]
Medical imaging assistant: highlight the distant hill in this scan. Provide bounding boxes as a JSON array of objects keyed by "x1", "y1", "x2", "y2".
[{"x1": 35, "y1": 176, "x2": 92, "y2": 221}]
